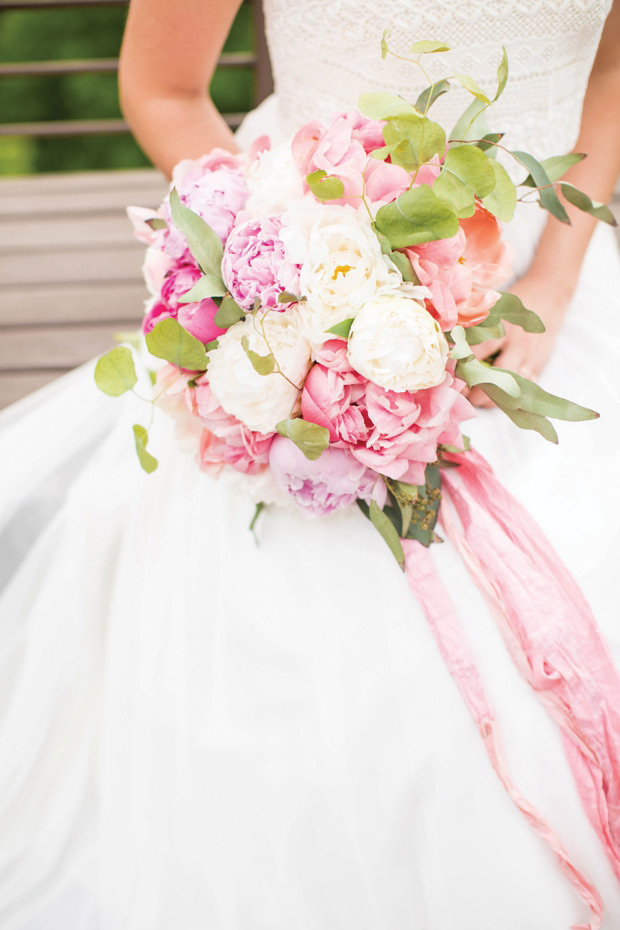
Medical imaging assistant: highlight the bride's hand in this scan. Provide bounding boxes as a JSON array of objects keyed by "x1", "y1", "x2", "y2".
[{"x1": 465, "y1": 274, "x2": 571, "y2": 408}]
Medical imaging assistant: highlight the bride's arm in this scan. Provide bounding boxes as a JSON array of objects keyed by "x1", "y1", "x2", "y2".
[
  {"x1": 118, "y1": 0, "x2": 243, "y2": 178},
  {"x1": 469, "y1": 0, "x2": 620, "y2": 404}
]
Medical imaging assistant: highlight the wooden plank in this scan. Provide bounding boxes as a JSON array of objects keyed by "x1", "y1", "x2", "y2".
[
  {"x1": 0, "y1": 246, "x2": 145, "y2": 285},
  {"x1": 0, "y1": 370, "x2": 70, "y2": 410},
  {"x1": 0, "y1": 281, "x2": 145, "y2": 325},
  {"x1": 1, "y1": 185, "x2": 166, "y2": 217},
  {"x1": 0, "y1": 168, "x2": 164, "y2": 196},
  {"x1": 0, "y1": 323, "x2": 129, "y2": 369},
  {"x1": 0, "y1": 214, "x2": 143, "y2": 251}
]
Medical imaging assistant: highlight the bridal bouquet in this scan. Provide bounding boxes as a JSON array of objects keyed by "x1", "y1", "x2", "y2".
[{"x1": 95, "y1": 39, "x2": 613, "y2": 564}]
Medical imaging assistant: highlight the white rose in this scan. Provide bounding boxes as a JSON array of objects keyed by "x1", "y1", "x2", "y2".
[
  {"x1": 347, "y1": 294, "x2": 449, "y2": 393},
  {"x1": 297, "y1": 218, "x2": 405, "y2": 347},
  {"x1": 207, "y1": 308, "x2": 311, "y2": 434}
]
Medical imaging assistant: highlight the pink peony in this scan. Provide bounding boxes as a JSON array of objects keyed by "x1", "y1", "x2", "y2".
[
  {"x1": 142, "y1": 261, "x2": 226, "y2": 345},
  {"x1": 194, "y1": 377, "x2": 274, "y2": 475},
  {"x1": 301, "y1": 344, "x2": 474, "y2": 486},
  {"x1": 404, "y1": 202, "x2": 513, "y2": 330},
  {"x1": 268, "y1": 435, "x2": 386, "y2": 516},
  {"x1": 221, "y1": 214, "x2": 301, "y2": 310},
  {"x1": 291, "y1": 111, "x2": 410, "y2": 206}
]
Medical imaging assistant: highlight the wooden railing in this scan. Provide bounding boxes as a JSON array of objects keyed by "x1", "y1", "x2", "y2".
[{"x1": 0, "y1": 0, "x2": 273, "y2": 139}]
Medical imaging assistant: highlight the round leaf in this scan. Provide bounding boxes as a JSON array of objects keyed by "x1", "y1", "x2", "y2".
[
  {"x1": 94, "y1": 346, "x2": 137, "y2": 397},
  {"x1": 482, "y1": 159, "x2": 517, "y2": 222},
  {"x1": 276, "y1": 418, "x2": 330, "y2": 461},
  {"x1": 375, "y1": 185, "x2": 460, "y2": 248},
  {"x1": 169, "y1": 188, "x2": 224, "y2": 275},
  {"x1": 132, "y1": 424, "x2": 158, "y2": 473},
  {"x1": 146, "y1": 317, "x2": 208, "y2": 371}
]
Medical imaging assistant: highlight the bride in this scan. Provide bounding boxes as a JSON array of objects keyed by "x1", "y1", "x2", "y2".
[{"x1": 1, "y1": 1, "x2": 620, "y2": 927}]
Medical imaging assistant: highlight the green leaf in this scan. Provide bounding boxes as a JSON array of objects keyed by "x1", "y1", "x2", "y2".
[
  {"x1": 449, "y1": 325, "x2": 474, "y2": 360},
  {"x1": 169, "y1": 188, "x2": 223, "y2": 275},
  {"x1": 276, "y1": 418, "x2": 330, "y2": 461},
  {"x1": 480, "y1": 390, "x2": 559, "y2": 443},
  {"x1": 475, "y1": 132, "x2": 504, "y2": 155},
  {"x1": 94, "y1": 346, "x2": 137, "y2": 397},
  {"x1": 278, "y1": 291, "x2": 301, "y2": 304},
  {"x1": 177, "y1": 273, "x2": 226, "y2": 303},
  {"x1": 306, "y1": 169, "x2": 345, "y2": 202},
  {"x1": 146, "y1": 317, "x2": 208, "y2": 371},
  {"x1": 358, "y1": 92, "x2": 416, "y2": 120},
  {"x1": 454, "y1": 73, "x2": 491, "y2": 104},
  {"x1": 375, "y1": 184, "x2": 460, "y2": 248},
  {"x1": 369, "y1": 500, "x2": 405, "y2": 570},
  {"x1": 433, "y1": 144, "x2": 496, "y2": 218},
  {"x1": 132, "y1": 424, "x2": 158, "y2": 473},
  {"x1": 490, "y1": 292, "x2": 545, "y2": 333},
  {"x1": 410, "y1": 40, "x2": 450, "y2": 54},
  {"x1": 491, "y1": 369, "x2": 599, "y2": 421},
  {"x1": 241, "y1": 335, "x2": 276, "y2": 375},
  {"x1": 389, "y1": 248, "x2": 418, "y2": 282},
  {"x1": 382, "y1": 117, "x2": 446, "y2": 170},
  {"x1": 414, "y1": 79, "x2": 451, "y2": 114},
  {"x1": 214, "y1": 295, "x2": 245, "y2": 328},
  {"x1": 455, "y1": 356, "x2": 521, "y2": 397},
  {"x1": 464, "y1": 319, "x2": 506, "y2": 344},
  {"x1": 494, "y1": 47, "x2": 509, "y2": 101},
  {"x1": 381, "y1": 30, "x2": 390, "y2": 59},
  {"x1": 325, "y1": 318, "x2": 354, "y2": 339},
  {"x1": 249, "y1": 501, "x2": 265, "y2": 542},
  {"x1": 560, "y1": 183, "x2": 618, "y2": 226},
  {"x1": 521, "y1": 153, "x2": 586, "y2": 187},
  {"x1": 481, "y1": 158, "x2": 517, "y2": 222},
  {"x1": 450, "y1": 98, "x2": 491, "y2": 143},
  {"x1": 511, "y1": 150, "x2": 570, "y2": 224},
  {"x1": 146, "y1": 217, "x2": 167, "y2": 231}
]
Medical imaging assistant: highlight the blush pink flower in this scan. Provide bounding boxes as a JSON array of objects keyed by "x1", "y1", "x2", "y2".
[
  {"x1": 142, "y1": 261, "x2": 226, "y2": 345},
  {"x1": 404, "y1": 203, "x2": 514, "y2": 330},
  {"x1": 291, "y1": 111, "x2": 410, "y2": 206},
  {"x1": 194, "y1": 377, "x2": 274, "y2": 475},
  {"x1": 268, "y1": 436, "x2": 386, "y2": 516},
  {"x1": 301, "y1": 350, "x2": 370, "y2": 446},
  {"x1": 221, "y1": 214, "x2": 301, "y2": 310}
]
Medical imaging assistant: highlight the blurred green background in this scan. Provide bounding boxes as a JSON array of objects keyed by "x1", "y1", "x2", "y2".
[{"x1": 0, "y1": 3, "x2": 254, "y2": 176}]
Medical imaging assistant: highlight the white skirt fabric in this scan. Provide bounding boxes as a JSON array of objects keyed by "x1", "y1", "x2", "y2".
[{"x1": 1, "y1": 117, "x2": 620, "y2": 928}]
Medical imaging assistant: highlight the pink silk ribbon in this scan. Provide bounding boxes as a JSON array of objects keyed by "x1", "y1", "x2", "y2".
[{"x1": 403, "y1": 446, "x2": 620, "y2": 929}]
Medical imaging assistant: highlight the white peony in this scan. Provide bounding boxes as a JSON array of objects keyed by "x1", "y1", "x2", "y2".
[
  {"x1": 244, "y1": 142, "x2": 306, "y2": 218},
  {"x1": 347, "y1": 294, "x2": 449, "y2": 393},
  {"x1": 207, "y1": 308, "x2": 311, "y2": 434}
]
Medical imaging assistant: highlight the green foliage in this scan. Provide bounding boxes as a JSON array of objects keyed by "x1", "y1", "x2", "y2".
[
  {"x1": 512, "y1": 150, "x2": 570, "y2": 224},
  {"x1": 433, "y1": 144, "x2": 496, "y2": 218},
  {"x1": 241, "y1": 335, "x2": 276, "y2": 375},
  {"x1": 215, "y1": 296, "x2": 246, "y2": 328},
  {"x1": 409, "y1": 40, "x2": 450, "y2": 54},
  {"x1": 306, "y1": 169, "x2": 345, "y2": 201},
  {"x1": 275, "y1": 418, "x2": 330, "y2": 460},
  {"x1": 382, "y1": 117, "x2": 446, "y2": 171},
  {"x1": 169, "y1": 188, "x2": 224, "y2": 278},
  {"x1": 375, "y1": 185, "x2": 460, "y2": 248},
  {"x1": 178, "y1": 274, "x2": 227, "y2": 303},
  {"x1": 133, "y1": 423, "x2": 158, "y2": 473},
  {"x1": 481, "y1": 159, "x2": 516, "y2": 221},
  {"x1": 369, "y1": 500, "x2": 406, "y2": 569},
  {"x1": 94, "y1": 346, "x2": 137, "y2": 396},
  {"x1": 0, "y1": 4, "x2": 253, "y2": 176},
  {"x1": 145, "y1": 318, "x2": 209, "y2": 370},
  {"x1": 414, "y1": 79, "x2": 451, "y2": 115},
  {"x1": 325, "y1": 318, "x2": 354, "y2": 339}
]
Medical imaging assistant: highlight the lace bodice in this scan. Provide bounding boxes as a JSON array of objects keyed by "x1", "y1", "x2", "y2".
[{"x1": 262, "y1": 0, "x2": 612, "y2": 159}]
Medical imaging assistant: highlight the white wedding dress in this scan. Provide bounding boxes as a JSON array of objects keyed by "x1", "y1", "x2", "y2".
[{"x1": 1, "y1": 2, "x2": 620, "y2": 928}]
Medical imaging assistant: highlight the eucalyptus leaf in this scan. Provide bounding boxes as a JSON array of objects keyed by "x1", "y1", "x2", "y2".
[
  {"x1": 388, "y1": 248, "x2": 418, "y2": 282},
  {"x1": 521, "y1": 153, "x2": 586, "y2": 187},
  {"x1": 410, "y1": 40, "x2": 450, "y2": 54},
  {"x1": 455, "y1": 356, "x2": 521, "y2": 397},
  {"x1": 494, "y1": 47, "x2": 509, "y2": 101},
  {"x1": 177, "y1": 273, "x2": 226, "y2": 303},
  {"x1": 454, "y1": 73, "x2": 491, "y2": 104},
  {"x1": 561, "y1": 183, "x2": 617, "y2": 225},
  {"x1": 414, "y1": 79, "x2": 451, "y2": 114},
  {"x1": 94, "y1": 346, "x2": 137, "y2": 397},
  {"x1": 278, "y1": 291, "x2": 301, "y2": 303},
  {"x1": 169, "y1": 188, "x2": 224, "y2": 275},
  {"x1": 358, "y1": 91, "x2": 417, "y2": 120},
  {"x1": 448, "y1": 325, "x2": 473, "y2": 360},
  {"x1": 492, "y1": 370, "x2": 599, "y2": 421},
  {"x1": 511, "y1": 151, "x2": 570, "y2": 224},
  {"x1": 146, "y1": 317, "x2": 208, "y2": 371},
  {"x1": 475, "y1": 132, "x2": 503, "y2": 155},
  {"x1": 464, "y1": 319, "x2": 506, "y2": 344},
  {"x1": 369, "y1": 500, "x2": 405, "y2": 570},
  {"x1": 383, "y1": 117, "x2": 446, "y2": 170},
  {"x1": 491, "y1": 292, "x2": 545, "y2": 333},
  {"x1": 325, "y1": 318, "x2": 354, "y2": 339},
  {"x1": 433, "y1": 144, "x2": 496, "y2": 218},
  {"x1": 450, "y1": 98, "x2": 490, "y2": 143},
  {"x1": 375, "y1": 184, "x2": 460, "y2": 248},
  {"x1": 381, "y1": 31, "x2": 390, "y2": 60},
  {"x1": 276, "y1": 418, "x2": 330, "y2": 461},
  {"x1": 214, "y1": 295, "x2": 245, "y2": 328},
  {"x1": 132, "y1": 424, "x2": 158, "y2": 473},
  {"x1": 241, "y1": 335, "x2": 276, "y2": 375},
  {"x1": 306, "y1": 169, "x2": 345, "y2": 201},
  {"x1": 482, "y1": 159, "x2": 517, "y2": 221},
  {"x1": 146, "y1": 217, "x2": 167, "y2": 231}
]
